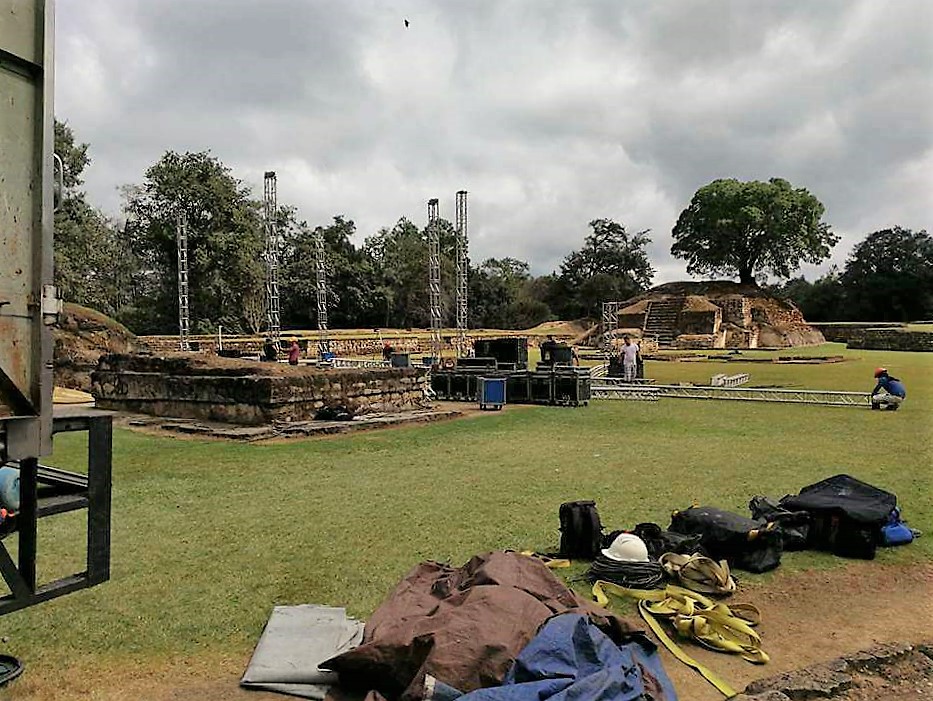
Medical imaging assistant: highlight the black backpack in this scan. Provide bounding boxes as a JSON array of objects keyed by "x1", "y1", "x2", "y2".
[{"x1": 559, "y1": 501, "x2": 603, "y2": 559}]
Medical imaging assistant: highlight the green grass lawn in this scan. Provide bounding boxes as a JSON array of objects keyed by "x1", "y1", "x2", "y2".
[{"x1": 2, "y1": 343, "x2": 931, "y2": 673}]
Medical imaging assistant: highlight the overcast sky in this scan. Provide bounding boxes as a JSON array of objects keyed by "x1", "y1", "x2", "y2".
[{"x1": 56, "y1": 0, "x2": 932, "y2": 283}]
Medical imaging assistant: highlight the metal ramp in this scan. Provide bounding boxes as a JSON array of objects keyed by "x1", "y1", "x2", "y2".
[{"x1": 592, "y1": 383, "x2": 871, "y2": 407}]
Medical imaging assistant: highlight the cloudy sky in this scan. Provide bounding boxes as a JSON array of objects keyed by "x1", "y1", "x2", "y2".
[{"x1": 56, "y1": 0, "x2": 931, "y2": 283}]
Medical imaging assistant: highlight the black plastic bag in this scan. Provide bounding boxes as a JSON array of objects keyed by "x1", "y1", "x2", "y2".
[
  {"x1": 669, "y1": 506, "x2": 782, "y2": 573},
  {"x1": 780, "y1": 474, "x2": 897, "y2": 560},
  {"x1": 748, "y1": 496, "x2": 810, "y2": 551}
]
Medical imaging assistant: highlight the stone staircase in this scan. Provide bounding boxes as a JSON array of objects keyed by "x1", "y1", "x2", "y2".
[{"x1": 643, "y1": 296, "x2": 685, "y2": 347}]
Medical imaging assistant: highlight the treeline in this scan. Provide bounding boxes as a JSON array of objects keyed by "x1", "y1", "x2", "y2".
[
  {"x1": 54, "y1": 121, "x2": 653, "y2": 335},
  {"x1": 765, "y1": 227, "x2": 933, "y2": 322},
  {"x1": 54, "y1": 121, "x2": 932, "y2": 334}
]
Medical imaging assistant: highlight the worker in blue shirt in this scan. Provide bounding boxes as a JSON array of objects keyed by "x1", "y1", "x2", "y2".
[{"x1": 871, "y1": 368, "x2": 906, "y2": 411}]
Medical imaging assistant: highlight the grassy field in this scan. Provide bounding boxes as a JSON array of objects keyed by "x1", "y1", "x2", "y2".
[{"x1": 2, "y1": 343, "x2": 930, "y2": 675}]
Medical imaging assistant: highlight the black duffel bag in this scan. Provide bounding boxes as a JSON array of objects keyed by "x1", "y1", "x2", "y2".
[
  {"x1": 779, "y1": 474, "x2": 896, "y2": 560},
  {"x1": 669, "y1": 505, "x2": 782, "y2": 573}
]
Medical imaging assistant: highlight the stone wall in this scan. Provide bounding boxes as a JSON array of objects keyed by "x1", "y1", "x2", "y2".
[
  {"x1": 679, "y1": 309, "x2": 720, "y2": 335},
  {"x1": 91, "y1": 353, "x2": 429, "y2": 425},
  {"x1": 139, "y1": 330, "x2": 575, "y2": 357},
  {"x1": 810, "y1": 322, "x2": 906, "y2": 343},
  {"x1": 847, "y1": 329, "x2": 933, "y2": 352}
]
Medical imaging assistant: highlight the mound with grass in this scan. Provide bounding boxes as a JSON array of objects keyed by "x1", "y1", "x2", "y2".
[{"x1": 54, "y1": 303, "x2": 141, "y2": 391}]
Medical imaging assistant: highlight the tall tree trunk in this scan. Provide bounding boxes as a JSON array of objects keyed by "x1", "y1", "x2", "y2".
[{"x1": 738, "y1": 267, "x2": 756, "y2": 285}]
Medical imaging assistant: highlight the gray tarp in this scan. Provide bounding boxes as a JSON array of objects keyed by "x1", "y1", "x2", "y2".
[{"x1": 242, "y1": 605, "x2": 364, "y2": 699}]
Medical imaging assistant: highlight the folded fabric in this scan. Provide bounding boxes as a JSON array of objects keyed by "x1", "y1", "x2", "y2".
[
  {"x1": 436, "y1": 614, "x2": 677, "y2": 701},
  {"x1": 324, "y1": 551, "x2": 648, "y2": 701},
  {"x1": 241, "y1": 604, "x2": 364, "y2": 699}
]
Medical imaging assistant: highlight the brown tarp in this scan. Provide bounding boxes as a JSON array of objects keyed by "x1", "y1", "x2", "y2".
[{"x1": 324, "y1": 551, "x2": 649, "y2": 701}]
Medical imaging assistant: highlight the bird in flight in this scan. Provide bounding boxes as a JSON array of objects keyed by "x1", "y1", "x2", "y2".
[{"x1": 404, "y1": 19, "x2": 410, "y2": 28}]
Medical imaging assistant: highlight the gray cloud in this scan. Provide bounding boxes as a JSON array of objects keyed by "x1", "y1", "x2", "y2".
[{"x1": 57, "y1": 0, "x2": 932, "y2": 282}]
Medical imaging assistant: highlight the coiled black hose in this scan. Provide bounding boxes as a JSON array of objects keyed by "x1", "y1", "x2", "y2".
[{"x1": 586, "y1": 554, "x2": 666, "y2": 589}]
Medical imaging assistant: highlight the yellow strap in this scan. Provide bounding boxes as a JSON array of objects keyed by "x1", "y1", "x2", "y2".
[
  {"x1": 593, "y1": 581, "x2": 770, "y2": 696},
  {"x1": 518, "y1": 551, "x2": 571, "y2": 568},
  {"x1": 636, "y1": 600, "x2": 738, "y2": 698}
]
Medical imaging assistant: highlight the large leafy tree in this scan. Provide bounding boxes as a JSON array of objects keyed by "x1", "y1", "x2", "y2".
[
  {"x1": 554, "y1": 218, "x2": 653, "y2": 318},
  {"x1": 281, "y1": 215, "x2": 384, "y2": 330},
  {"x1": 123, "y1": 151, "x2": 266, "y2": 334},
  {"x1": 671, "y1": 178, "x2": 838, "y2": 285},
  {"x1": 53, "y1": 120, "x2": 136, "y2": 318},
  {"x1": 841, "y1": 227, "x2": 933, "y2": 321},
  {"x1": 468, "y1": 258, "x2": 553, "y2": 329}
]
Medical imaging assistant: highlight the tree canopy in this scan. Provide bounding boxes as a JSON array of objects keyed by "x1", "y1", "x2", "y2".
[
  {"x1": 671, "y1": 178, "x2": 838, "y2": 285},
  {"x1": 122, "y1": 151, "x2": 266, "y2": 334},
  {"x1": 553, "y1": 218, "x2": 654, "y2": 318},
  {"x1": 841, "y1": 227, "x2": 933, "y2": 321}
]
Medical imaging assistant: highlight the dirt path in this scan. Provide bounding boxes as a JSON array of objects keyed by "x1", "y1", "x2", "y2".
[{"x1": 4, "y1": 561, "x2": 932, "y2": 700}]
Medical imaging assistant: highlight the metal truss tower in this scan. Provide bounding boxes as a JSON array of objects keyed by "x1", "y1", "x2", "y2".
[
  {"x1": 176, "y1": 211, "x2": 191, "y2": 351},
  {"x1": 455, "y1": 190, "x2": 469, "y2": 356},
  {"x1": 602, "y1": 301, "x2": 620, "y2": 354},
  {"x1": 263, "y1": 171, "x2": 281, "y2": 341},
  {"x1": 427, "y1": 198, "x2": 442, "y2": 363},
  {"x1": 314, "y1": 230, "x2": 330, "y2": 356}
]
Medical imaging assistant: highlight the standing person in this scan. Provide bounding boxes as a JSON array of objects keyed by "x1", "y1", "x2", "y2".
[
  {"x1": 871, "y1": 367, "x2": 906, "y2": 411},
  {"x1": 288, "y1": 339, "x2": 300, "y2": 366},
  {"x1": 621, "y1": 335, "x2": 639, "y2": 382},
  {"x1": 382, "y1": 342, "x2": 393, "y2": 362},
  {"x1": 262, "y1": 336, "x2": 277, "y2": 362}
]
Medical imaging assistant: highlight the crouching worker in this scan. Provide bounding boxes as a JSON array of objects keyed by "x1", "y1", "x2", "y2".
[{"x1": 871, "y1": 367, "x2": 906, "y2": 411}]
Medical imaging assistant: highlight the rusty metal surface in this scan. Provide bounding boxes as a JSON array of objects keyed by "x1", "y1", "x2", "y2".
[
  {"x1": 0, "y1": 0, "x2": 54, "y2": 456},
  {"x1": 0, "y1": 1, "x2": 41, "y2": 65}
]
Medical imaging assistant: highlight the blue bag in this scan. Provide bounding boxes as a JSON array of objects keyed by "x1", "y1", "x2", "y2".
[{"x1": 881, "y1": 508, "x2": 914, "y2": 546}]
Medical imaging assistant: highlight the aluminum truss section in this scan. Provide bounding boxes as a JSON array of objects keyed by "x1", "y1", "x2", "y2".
[
  {"x1": 455, "y1": 190, "x2": 469, "y2": 356},
  {"x1": 314, "y1": 230, "x2": 330, "y2": 356},
  {"x1": 591, "y1": 385, "x2": 660, "y2": 401},
  {"x1": 602, "y1": 301, "x2": 620, "y2": 353},
  {"x1": 591, "y1": 383, "x2": 872, "y2": 407},
  {"x1": 427, "y1": 198, "x2": 442, "y2": 363},
  {"x1": 710, "y1": 373, "x2": 750, "y2": 387},
  {"x1": 175, "y1": 212, "x2": 191, "y2": 351},
  {"x1": 263, "y1": 171, "x2": 280, "y2": 341}
]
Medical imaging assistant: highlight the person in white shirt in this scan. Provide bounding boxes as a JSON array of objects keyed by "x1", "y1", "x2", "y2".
[{"x1": 621, "y1": 335, "x2": 639, "y2": 382}]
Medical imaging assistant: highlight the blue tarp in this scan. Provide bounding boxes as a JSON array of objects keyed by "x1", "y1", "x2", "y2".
[{"x1": 442, "y1": 614, "x2": 678, "y2": 701}]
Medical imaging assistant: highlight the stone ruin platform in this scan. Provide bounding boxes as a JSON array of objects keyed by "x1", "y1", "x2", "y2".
[
  {"x1": 92, "y1": 353, "x2": 429, "y2": 426},
  {"x1": 735, "y1": 641, "x2": 933, "y2": 700}
]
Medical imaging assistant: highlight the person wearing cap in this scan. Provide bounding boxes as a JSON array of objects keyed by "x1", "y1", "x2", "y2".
[{"x1": 871, "y1": 367, "x2": 906, "y2": 411}]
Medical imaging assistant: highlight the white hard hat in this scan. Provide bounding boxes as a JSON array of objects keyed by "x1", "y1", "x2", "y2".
[{"x1": 601, "y1": 533, "x2": 650, "y2": 562}]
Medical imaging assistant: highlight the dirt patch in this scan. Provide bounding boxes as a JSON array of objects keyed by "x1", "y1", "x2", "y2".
[{"x1": 663, "y1": 561, "x2": 933, "y2": 700}]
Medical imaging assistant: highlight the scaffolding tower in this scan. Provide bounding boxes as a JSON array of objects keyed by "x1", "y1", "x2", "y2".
[
  {"x1": 263, "y1": 171, "x2": 280, "y2": 341},
  {"x1": 427, "y1": 198, "x2": 442, "y2": 363},
  {"x1": 314, "y1": 229, "x2": 330, "y2": 356},
  {"x1": 176, "y1": 211, "x2": 191, "y2": 351},
  {"x1": 455, "y1": 190, "x2": 469, "y2": 356},
  {"x1": 602, "y1": 301, "x2": 620, "y2": 354}
]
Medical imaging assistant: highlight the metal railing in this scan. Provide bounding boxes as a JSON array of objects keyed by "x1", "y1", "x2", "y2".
[{"x1": 591, "y1": 383, "x2": 871, "y2": 407}]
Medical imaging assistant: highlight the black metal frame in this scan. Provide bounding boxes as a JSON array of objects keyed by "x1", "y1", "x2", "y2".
[{"x1": 0, "y1": 408, "x2": 112, "y2": 616}]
